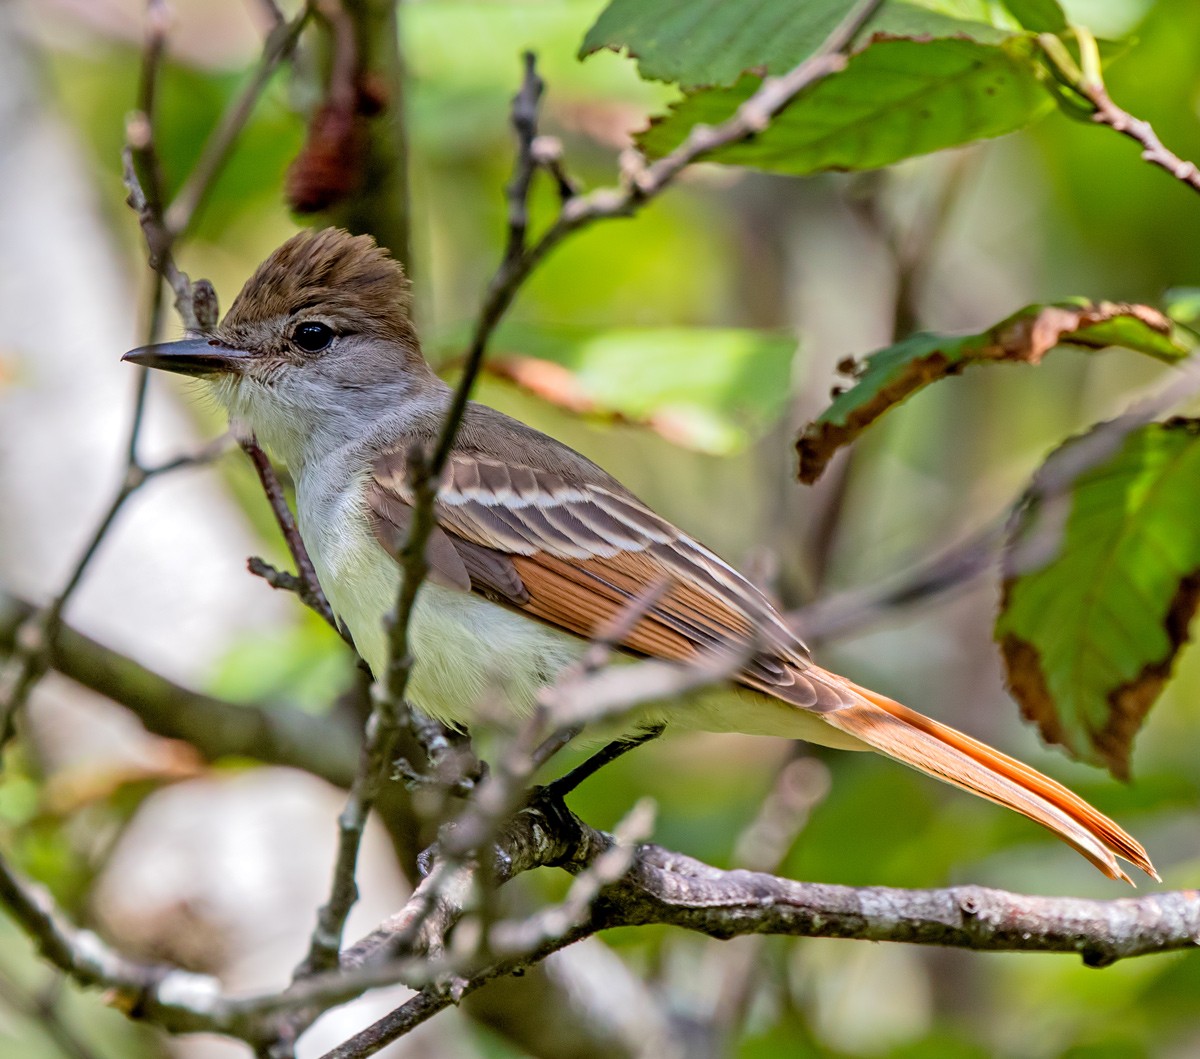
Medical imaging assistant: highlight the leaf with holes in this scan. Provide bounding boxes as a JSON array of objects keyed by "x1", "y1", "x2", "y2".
[
  {"x1": 996, "y1": 420, "x2": 1200, "y2": 778},
  {"x1": 796, "y1": 301, "x2": 1190, "y2": 483}
]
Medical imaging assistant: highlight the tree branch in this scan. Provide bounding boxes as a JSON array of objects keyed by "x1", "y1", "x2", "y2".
[
  {"x1": 790, "y1": 520, "x2": 1004, "y2": 646},
  {"x1": 0, "y1": 0, "x2": 313, "y2": 758},
  {"x1": 1039, "y1": 29, "x2": 1200, "y2": 196},
  {"x1": 310, "y1": 790, "x2": 1200, "y2": 1059},
  {"x1": 0, "y1": 588, "x2": 359, "y2": 787},
  {"x1": 240, "y1": 438, "x2": 343, "y2": 636},
  {"x1": 0, "y1": 737, "x2": 1196, "y2": 1058},
  {"x1": 164, "y1": 3, "x2": 314, "y2": 237}
]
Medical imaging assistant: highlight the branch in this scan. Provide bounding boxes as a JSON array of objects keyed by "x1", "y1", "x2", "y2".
[
  {"x1": 164, "y1": 2, "x2": 314, "y2": 237},
  {"x1": 0, "y1": 588, "x2": 359, "y2": 787},
  {"x1": 240, "y1": 438, "x2": 342, "y2": 636},
  {"x1": 2, "y1": 0, "x2": 310, "y2": 758},
  {"x1": 790, "y1": 520, "x2": 1004, "y2": 646},
  {"x1": 309, "y1": 790, "x2": 1200, "y2": 1059},
  {"x1": 1, "y1": 745, "x2": 1196, "y2": 1058},
  {"x1": 0, "y1": 2, "x2": 181, "y2": 750},
  {"x1": 0, "y1": 851, "x2": 225, "y2": 1037},
  {"x1": 456, "y1": 0, "x2": 885, "y2": 453},
  {"x1": 1039, "y1": 29, "x2": 1200, "y2": 195}
]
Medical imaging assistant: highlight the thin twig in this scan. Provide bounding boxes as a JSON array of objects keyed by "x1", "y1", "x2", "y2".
[
  {"x1": 123, "y1": 149, "x2": 194, "y2": 328},
  {"x1": 454, "y1": 0, "x2": 886, "y2": 408},
  {"x1": 252, "y1": 0, "x2": 287, "y2": 29},
  {"x1": 530, "y1": 135, "x2": 580, "y2": 202},
  {"x1": 293, "y1": 455, "x2": 435, "y2": 978},
  {"x1": 1090, "y1": 91, "x2": 1200, "y2": 191},
  {"x1": 790, "y1": 520, "x2": 1004, "y2": 646},
  {"x1": 164, "y1": 2, "x2": 315, "y2": 236},
  {"x1": 1, "y1": 0, "x2": 315, "y2": 754},
  {"x1": 294, "y1": 49, "x2": 555, "y2": 981},
  {"x1": 240, "y1": 438, "x2": 341, "y2": 634},
  {"x1": 499, "y1": 52, "x2": 544, "y2": 267},
  {"x1": 1038, "y1": 31, "x2": 1200, "y2": 197}
]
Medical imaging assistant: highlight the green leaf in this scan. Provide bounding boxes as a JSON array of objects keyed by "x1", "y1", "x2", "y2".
[
  {"x1": 996, "y1": 419, "x2": 1200, "y2": 778},
  {"x1": 796, "y1": 300, "x2": 1190, "y2": 483},
  {"x1": 478, "y1": 325, "x2": 796, "y2": 455},
  {"x1": 638, "y1": 36, "x2": 1053, "y2": 175},
  {"x1": 580, "y1": 0, "x2": 859, "y2": 89},
  {"x1": 580, "y1": 0, "x2": 1014, "y2": 90},
  {"x1": 1001, "y1": 0, "x2": 1069, "y2": 33}
]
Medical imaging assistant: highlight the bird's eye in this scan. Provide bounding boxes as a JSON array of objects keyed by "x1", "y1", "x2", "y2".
[{"x1": 292, "y1": 321, "x2": 335, "y2": 353}]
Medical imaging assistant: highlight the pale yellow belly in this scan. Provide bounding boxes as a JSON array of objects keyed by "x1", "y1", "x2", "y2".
[{"x1": 307, "y1": 514, "x2": 865, "y2": 750}]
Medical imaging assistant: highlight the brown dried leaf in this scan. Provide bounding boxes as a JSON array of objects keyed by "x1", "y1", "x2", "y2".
[{"x1": 797, "y1": 301, "x2": 1188, "y2": 484}]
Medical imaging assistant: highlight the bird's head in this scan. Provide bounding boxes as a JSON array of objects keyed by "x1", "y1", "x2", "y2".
[{"x1": 123, "y1": 228, "x2": 433, "y2": 466}]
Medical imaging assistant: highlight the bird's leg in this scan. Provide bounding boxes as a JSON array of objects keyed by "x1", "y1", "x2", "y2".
[
  {"x1": 412, "y1": 726, "x2": 665, "y2": 878},
  {"x1": 543, "y1": 724, "x2": 666, "y2": 800}
]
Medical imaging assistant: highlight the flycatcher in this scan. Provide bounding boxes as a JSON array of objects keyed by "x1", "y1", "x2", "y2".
[{"x1": 124, "y1": 228, "x2": 1156, "y2": 884}]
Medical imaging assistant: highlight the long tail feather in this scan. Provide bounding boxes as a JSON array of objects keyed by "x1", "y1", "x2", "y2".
[{"x1": 805, "y1": 667, "x2": 1157, "y2": 885}]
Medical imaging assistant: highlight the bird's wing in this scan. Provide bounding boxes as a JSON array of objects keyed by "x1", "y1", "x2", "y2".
[
  {"x1": 366, "y1": 442, "x2": 1157, "y2": 885},
  {"x1": 368, "y1": 447, "x2": 849, "y2": 711}
]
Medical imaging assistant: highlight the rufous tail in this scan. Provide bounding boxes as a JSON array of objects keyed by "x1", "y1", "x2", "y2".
[{"x1": 807, "y1": 667, "x2": 1157, "y2": 885}]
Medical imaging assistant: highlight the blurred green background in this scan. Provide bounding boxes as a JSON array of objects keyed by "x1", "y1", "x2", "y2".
[{"x1": 3, "y1": 0, "x2": 1200, "y2": 1057}]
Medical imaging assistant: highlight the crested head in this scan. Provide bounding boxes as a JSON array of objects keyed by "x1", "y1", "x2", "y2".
[
  {"x1": 215, "y1": 227, "x2": 418, "y2": 348},
  {"x1": 121, "y1": 227, "x2": 445, "y2": 471}
]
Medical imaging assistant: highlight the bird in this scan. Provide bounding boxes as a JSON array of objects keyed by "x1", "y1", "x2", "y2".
[{"x1": 123, "y1": 227, "x2": 1157, "y2": 885}]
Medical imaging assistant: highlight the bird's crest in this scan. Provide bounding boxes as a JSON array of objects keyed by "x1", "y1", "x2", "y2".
[{"x1": 217, "y1": 228, "x2": 417, "y2": 346}]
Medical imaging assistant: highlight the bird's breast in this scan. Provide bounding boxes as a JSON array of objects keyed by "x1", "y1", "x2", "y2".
[{"x1": 296, "y1": 473, "x2": 584, "y2": 729}]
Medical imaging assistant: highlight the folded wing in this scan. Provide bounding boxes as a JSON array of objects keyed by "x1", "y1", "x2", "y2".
[{"x1": 367, "y1": 441, "x2": 1156, "y2": 884}]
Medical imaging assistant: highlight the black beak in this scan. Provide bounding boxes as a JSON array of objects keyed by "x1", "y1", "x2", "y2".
[{"x1": 122, "y1": 337, "x2": 252, "y2": 377}]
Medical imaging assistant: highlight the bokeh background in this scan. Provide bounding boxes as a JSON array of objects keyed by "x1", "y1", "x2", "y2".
[{"x1": 2, "y1": 0, "x2": 1200, "y2": 1056}]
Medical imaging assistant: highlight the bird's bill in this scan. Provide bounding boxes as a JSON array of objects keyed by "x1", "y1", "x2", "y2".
[{"x1": 122, "y1": 338, "x2": 252, "y2": 377}]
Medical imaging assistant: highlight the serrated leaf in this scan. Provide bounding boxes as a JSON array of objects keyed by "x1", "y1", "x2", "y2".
[
  {"x1": 638, "y1": 36, "x2": 1052, "y2": 175},
  {"x1": 479, "y1": 325, "x2": 796, "y2": 454},
  {"x1": 580, "y1": 0, "x2": 860, "y2": 89},
  {"x1": 996, "y1": 420, "x2": 1200, "y2": 778},
  {"x1": 580, "y1": 0, "x2": 1013, "y2": 90},
  {"x1": 797, "y1": 301, "x2": 1190, "y2": 483}
]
